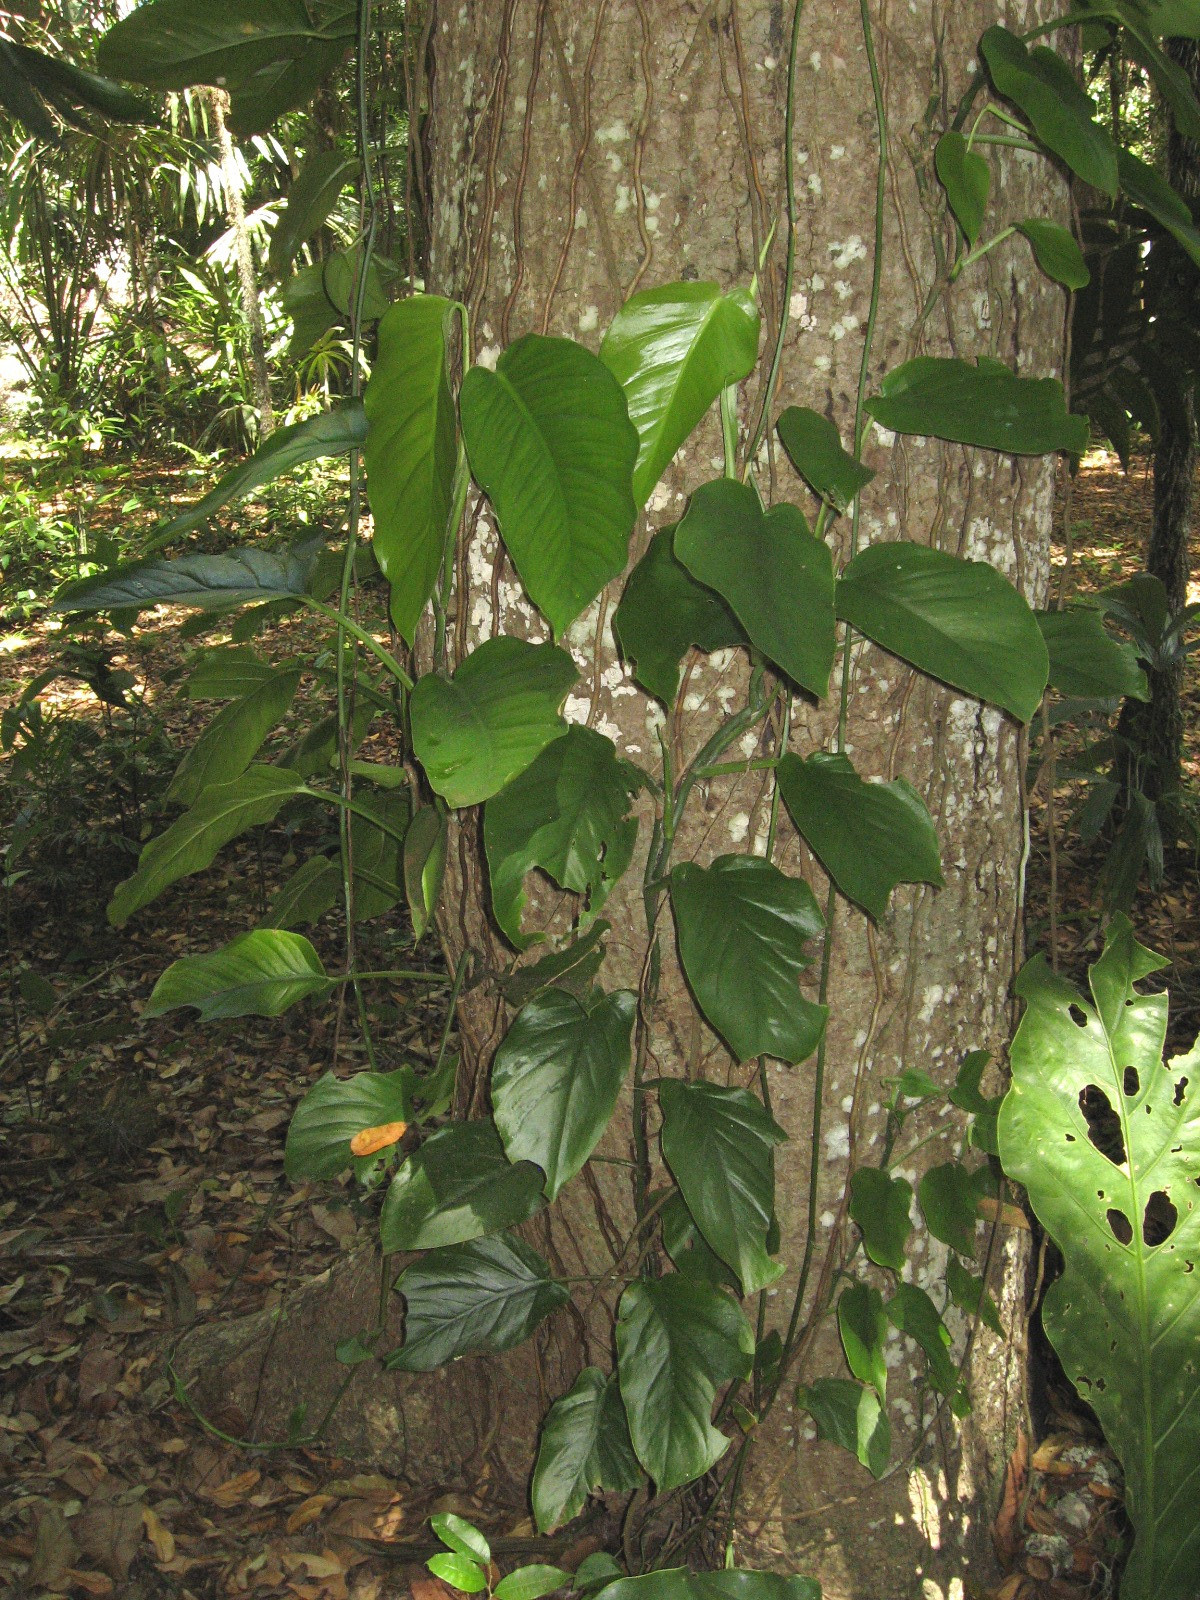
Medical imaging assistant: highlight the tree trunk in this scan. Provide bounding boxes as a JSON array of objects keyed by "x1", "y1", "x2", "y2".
[{"x1": 209, "y1": 88, "x2": 275, "y2": 439}]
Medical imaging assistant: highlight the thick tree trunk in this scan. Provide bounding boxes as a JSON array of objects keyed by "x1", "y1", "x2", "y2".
[{"x1": 209, "y1": 89, "x2": 275, "y2": 439}]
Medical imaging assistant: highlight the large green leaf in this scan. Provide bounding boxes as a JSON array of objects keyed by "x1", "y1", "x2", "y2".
[
  {"x1": 403, "y1": 804, "x2": 446, "y2": 941},
  {"x1": 1017, "y1": 220, "x2": 1090, "y2": 291},
  {"x1": 838, "y1": 1282, "x2": 888, "y2": 1398},
  {"x1": 410, "y1": 638, "x2": 576, "y2": 808},
  {"x1": 776, "y1": 407, "x2": 875, "y2": 513},
  {"x1": 283, "y1": 262, "x2": 340, "y2": 354},
  {"x1": 1037, "y1": 607, "x2": 1148, "y2": 701},
  {"x1": 166, "y1": 668, "x2": 301, "y2": 807},
  {"x1": 658, "y1": 1080, "x2": 786, "y2": 1295},
  {"x1": 865, "y1": 356, "x2": 1089, "y2": 456},
  {"x1": 612, "y1": 526, "x2": 745, "y2": 707},
  {"x1": 796, "y1": 1379, "x2": 891, "y2": 1479},
  {"x1": 670, "y1": 855, "x2": 827, "y2": 1065},
  {"x1": 364, "y1": 296, "x2": 458, "y2": 644},
  {"x1": 600, "y1": 282, "x2": 761, "y2": 507},
  {"x1": 595, "y1": 1572, "x2": 820, "y2": 1600},
  {"x1": 885, "y1": 1284, "x2": 965, "y2": 1407},
  {"x1": 380, "y1": 1120, "x2": 545, "y2": 1251},
  {"x1": 269, "y1": 148, "x2": 358, "y2": 277},
  {"x1": 152, "y1": 406, "x2": 366, "y2": 546},
  {"x1": 263, "y1": 790, "x2": 409, "y2": 928},
  {"x1": 497, "y1": 921, "x2": 611, "y2": 1009},
  {"x1": 658, "y1": 1192, "x2": 740, "y2": 1292},
  {"x1": 935, "y1": 131, "x2": 990, "y2": 247},
  {"x1": 183, "y1": 645, "x2": 278, "y2": 701},
  {"x1": 848, "y1": 1167, "x2": 913, "y2": 1272},
  {"x1": 145, "y1": 929, "x2": 331, "y2": 1021},
  {"x1": 0, "y1": 39, "x2": 148, "y2": 133},
  {"x1": 98, "y1": 0, "x2": 355, "y2": 135},
  {"x1": 674, "y1": 480, "x2": 836, "y2": 697},
  {"x1": 460, "y1": 335, "x2": 638, "y2": 639},
  {"x1": 531, "y1": 1368, "x2": 641, "y2": 1533},
  {"x1": 835, "y1": 540, "x2": 1049, "y2": 722},
  {"x1": 775, "y1": 751, "x2": 943, "y2": 921},
  {"x1": 109, "y1": 766, "x2": 305, "y2": 925},
  {"x1": 980, "y1": 26, "x2": 1118, "y2": 197},
  {"x1": 387, "y1": 1234, "x2": 569, "y2": 1371},
  {"x1": 1001, "y1": 919, "x2": 1200, "y2": 1599},
  {"x1": 483, "y1": 726, "x2": 642, "y2": 949},
  {"x1": 285, "y1": 1066, "x2": 415, "y2": 1180},
  {"x1": 491, "y1": 988, "x2": 636, "y2": 1200},
  {"x1": 1116, "y1": 147, "x2": 1200, "y2": 270},
  {"x1": 53, "y1": 546, "x2": 315, "y2": 615},
  {"x1": 615, "y1": 1275, "x2": 753, "y2": 1491}
]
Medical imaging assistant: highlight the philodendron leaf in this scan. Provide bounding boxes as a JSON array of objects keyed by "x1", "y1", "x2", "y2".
[
  {"x1": 935, "y1": 131, "x2": 990, "y2": 246},
  {"x1": 387, "y1": 1233, "x2": 569, "y2": 1371},
  {"x1": 776, "y1": 751, "x2": 943, "y2": 921},
  {"x1": 670, "y1": 855, "x2": 827, "y2": 1065},
  {"x1": 865, "y1": 357, "x2": 1089, "y2": 456},
  {"x1": 918, "y1": 1161, "x2": 982, "y2": 1258},
  {"x1": 184, "y1": 645, "x2": 277, "y2": 700},
  {"x1": 1001, "y1": 917, "x2": 1200, "y2": 1599},
  {"x1": 658, "y1": 1080, "x2": 787, "y2": 1295},
  {"x1": 491, "y1": 988, "x2": 637, "y2": 1200},
  {"x1": 979, "y1": 26, "x2": 1118, "y2": 197},
  {"x1": 264, "y1": 789, "x2": 410, "y2": 928},
  {"x1": 497, "y1": 920, "x2": 610, "y2": 1009},
  {"x1": 1117, "y1": 146, "x2": 1200, "y2": 270},
  {"x1": 166, "y1": 668, "x2": 301, "y2": 807},
  {"x1": 484, "y1": 725, "x2": 643, "y2": 949},
  {"x1": 946, "y1": 1255, "x2": 1003, "y2": 1338},
  {"x1": 797, "y1": 1378, "x2": 891, "y2": 1479},
  {"x1": 285, "y1": 1066, "x2": 415, "y2": 1180},
  {"x1": 403, "y1": 804, "x2": 446, "y2": 941},
  {"x1": 615, "y1": 1275, "x2": 753, "y2": 1491},
  {"x1": 776, "y1": 406, "x2": 875, "y2": 512},
  {"x1": 461, "y1": 334, "x2": 638, "y2": 638},
  {"x1": 151, "y1": 405, "x2": 367, "y2": 546},
  {"x1": 674, "y1": 479, "x2": 836, "y2": 697},
  {"x1": 600, "y1": 281, "x2": 761, "y2": 507},
  {"x1": 836, "y1": 540, "x2": 1049, "y2": 723},
  {"x1": 269, "y1": 148, "x2": 358, "y2": 277},
  {"x1": 612, "y1": 526, "x2": 745, "y2": 707},
  {"x1": 659, "y1": 1191, "x2": 740, "y2": 1292},
  {"x1": 145, "y1": 930, "x2": 331, "y2": 1021},
  {"x1": 53, "y1": 546, "x2": 316, "y2": 615},
  {"x1": 596, "y1": 1572, "x2": 820, "y2": 1600},
  {"x1": 532, "y1": 1368, "x2": 641, "y2": 1533},
  {"x1": 1017, "y1": 220, "x2": 1090, "y2": 291},
  {"x1": 364, "y1": 295, "x2": 458, "y2": 644},
  {"x1": 885, "y1": 1284, "x2": 966, "y2": 1409},
  {"x1": 838, "y1": 1282, "x2": 888, "y2": 1398},
  {"x1": 109, "y1": 767, "x2": 306, "y2": 926},
  {"x1": 848, "y1": 1167, "x2": 913, "y2": 1272},
  {"x1": 1037, "y1": 607, "x2": 1148, "y2": 701},
  {"x1": 380, "y1": 1119, "x2": 545, "y2": 1251},
  {"x1": 409, "y1": 637, "x2": 576, "y2": 808}
]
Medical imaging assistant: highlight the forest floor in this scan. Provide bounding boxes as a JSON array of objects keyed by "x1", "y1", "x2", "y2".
[{"x1": 1, "y1": 449, "x2": 1198, "y2": 1600}]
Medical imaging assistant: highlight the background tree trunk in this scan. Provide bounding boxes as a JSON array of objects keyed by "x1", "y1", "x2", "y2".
[{"x1": 209, "y1": 88, "x2": 275, "y2": 439}]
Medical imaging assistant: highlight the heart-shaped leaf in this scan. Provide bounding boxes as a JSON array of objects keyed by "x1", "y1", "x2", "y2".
[
  {"x1": 838, "y1": 1282, "x2": 888, "y2": 1398},
  {"x1": 796, "y1": 1378, "x2": 891, "y2": 1478},
  {"x1": 865, "y1": 356, "x2": 1089, "y2": 456},
  {"x1": 1037, "y1": 607, "x2": 1148, "y2": 700},
  {"x1": 532, "y1": 1367, "x2": 641, "y2": 1533},
  {"x1": 836, "y1": 540, "x2": 1049, "y2": 722},
  {"x1": 146, "y1": 929, "x2": 331, "y2": 1021},
  {"x1": 885, "y1": 1284, "x2": 965, "y2": 1406},
  {"x1": 600, "y1": 282, "x2": 761, "y2": 507},
  {"x1": 674, "y1": 479, "x2": 836, "y2": 697},
  {"x1": 285, "y1": 1066, "x2": 414, "y2": 1180},
  {"x1": 615, "y1": 1275, "x2": 753, "y2": 1491},
  {"x1": 484, "y1": 726, "x2": 643, "y2": 949},
  {"x1": 167, "y1": 668, "x2": 301, "y2": 807},
  {"x1": 918, "y1": 1161, "x2": 983, "y2": 1258},
  {"x1": 492, "y1": 988, "x2": 636, "y2": 1200},
  {"x1": 1017, "y1": 219, "x2": 1090, "y2": 290},
  {"x1": 670, "y1": 855, "x2": 826, "y2": 1065},
  {"x1": 848, "y1": 1167, "x2": 913, "y2": 1272},
  {"x1": 935, "y1": 131, "x2": 990, "y2": 245},
  {"x1": 659, "y1": 1080, "x2": 786, "y2": 1295},
  {"x1": 461, "y1": 334, "x2": 638, "y2": 638},
  {"x1": 410, "y1": 637, "x2": 576, "y2": 808},
  {"x1": 380, "y1": 1120, "x2": 545, "y2": 1251},
  {"x1": 776, "y1": 406, "x2": 875, "y2": 512}
]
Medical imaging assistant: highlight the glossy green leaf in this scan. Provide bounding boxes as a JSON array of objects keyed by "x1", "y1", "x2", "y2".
[
  {"x1": 980, "y1": 26, "x2": 1118, "y2": 197},
  {"x1": 431, "y1": 1513, "x2": 490, "y2": 1563},
  {"x1": 410, "y1": 638, "x2": 576, "y2": 808},
  {"x1": 885, "y1": 1284, "x2": 964, "y2": 1405},
  {"x1": 285, "y1": 1066, "x2": 414, "y2": 1180},
  {"x1": 658, "y1": 1080, "x2": 786, "y2": 1295},
  {"x1": 497, "y1": 921, "x2": 611, "y2": 1009},
  {"x1": 1002, "y1": 919, "x2": 1200, "y2": 1599},
  {"x1": 935, "y1": 131, "x2": 989, "y2": 246},
  {"x1": 615, "y1": 1275, "x2": 753, "y2": 1491},
  {"x1": 323, "y1": 246, "x2": 396, "y2": 320},
  {"x1": 493, "y1": 1567, "x2": 572, "y2": 1600},
  {"x1": 797, "y1": 1379, "x2": 891, "y2": 1479},
  {"x1": 865, "y1": 356, "x2": 1088, "y2": 456},
  {"x1": 54, "y1": 545, "x2": 315, "y2": 615},
  {"x1": 109, "y1": 766, "x2": 305, "y2": 926},
  {"x1": 269, "y1": 148, "x2": 358, "y2": 276},
  {"x1": 427, "y1": 1555, "x2": 487, "y2": 1593},
  {"x1": 492, "y1": 988, "x2": 636, "y2": 1200},
  {"x1": 776, "y1": 406, "x2": 875, "y2": 513},
  {"x1": 153, "y1": 406, "x2": 366, "y2": 545},
  {"x1": 848, "y1": 1167, "x2": 913, "y2": 1272},
  {"x1": 658, "y1": 1192, "x2": 740, "y2": 1292},
  {"x1": 403, "y1": 804, "x2": 446, "y2": 941},
  {"x1": 775, "y1": 751, "x2": 943, "y2": 921},
  {"x1": 531, "y1": 1367, "x2": 641, "y2": 1533},
  {"x1": 167, "y1": 668, "x2": 301, "y2": 807},
  {"x1": 595, "y1": 1571, "x2": 820, "y2": 1600},
  {"x1": 670, "y1": 855, "x2": 827, "y2": 1065},
  {"x1": 387, "y1": 1233, "x2": 569, "y2": 1371},
  {"x1": 612, "y1": 526, "x2": 745, "y2": 707},
  {"x1": 600, "y1": 281, "x2": 761, "y2": 507},
  {"x1": 1017, "y1": 220, "x2": 1090, "y2": 291},
  {"x1": 364, "y1": 295, "x2": 458, "y2": 644},
  {"x1": 946, "y1": 1255, "x2": 1003, "y2": 1338},
  {"x1": 0, "y1": 38, "x2": 147, "y2": 132},
  {"x1": 674, "y1": 480, "x2": 835, "y2": 697},
  {"x1": 145, "y1": 929, "x2": 331, "y2": 1021},
  {"x1": 461, "y1": 334, "x2": 638, "y2": 638},
  {"x1": 1117, "y1": 146, "x2": 1200, "y2": 270},
  {"x1": 380, "y1": 1120, "x2": 545, "y2": 1251},
  {"x1": 1037, "y1": 607, "x2": 1148, "y2": 701},
  {"x1": 836, "y1": 540, "x2": 1049, "y2": 722},
  {"x1": 838, "y1": 1283, "x2": 888, "y2": 1399},
  {"x1": 183, "y1": 646, "x2": 277, "y2": 701},
  {"x1": 918, "y1": 1161, "x2": 981, "y2": 1258},
  {"x1": 484, "y1": 726, "x2": 642, "y2": 949}
]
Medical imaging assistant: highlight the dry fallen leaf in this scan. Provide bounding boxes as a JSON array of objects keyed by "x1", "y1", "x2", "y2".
[
  {"x1": 142, "y1": 1506, "x2": 175, "y2": 1564},
  {"x1": 350, "y1": 1121, "x2": 407, "y2": 1157}
]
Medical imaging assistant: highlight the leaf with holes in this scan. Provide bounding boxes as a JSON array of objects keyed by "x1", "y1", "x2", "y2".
[{"x1": 1000, "y1": 916, "x2": 1200, "y2": 1600}]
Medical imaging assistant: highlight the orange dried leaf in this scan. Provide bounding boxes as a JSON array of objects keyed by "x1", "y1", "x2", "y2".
[{"x1": 350, "y1": 1122, "x2": 407, "y2": 1157}]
